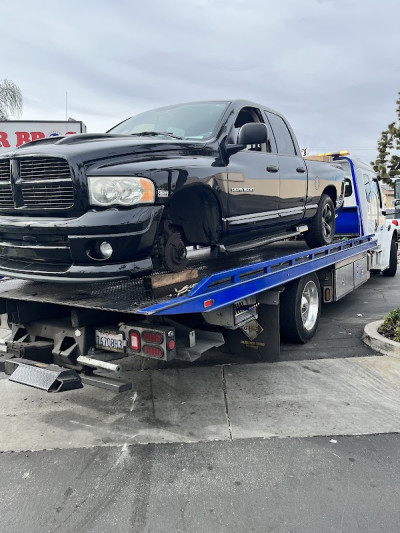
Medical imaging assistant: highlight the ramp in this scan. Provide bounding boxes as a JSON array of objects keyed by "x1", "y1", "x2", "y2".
[{"x1": 5, "y1": 358, "x2": 82, "y2": 392}]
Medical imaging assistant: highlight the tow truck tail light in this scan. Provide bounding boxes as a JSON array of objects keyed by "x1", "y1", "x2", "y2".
[
  {"x1": 168, "y1": 339, "x2": 176, "y2": 350},
  {"x1": 122, "y1": 324, "x2": 175, "y2": 360},
  {"x1": 142, "y1": 330, "x2": 163, "y2": 344},
  {"x1": 143, "y1": 345, "x2": 164, "y2": 358},
  {"x1": 130, "y1": 331, "x2": 140, "y2": 351}
]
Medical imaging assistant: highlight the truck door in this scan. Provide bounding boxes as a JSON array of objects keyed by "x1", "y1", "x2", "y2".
[
  {"x1": 264, "y1": 111, "x2": 307, "y2": 227},
  {"x1": 226, "y1": 106, "x2": 280, "y2": 229}
]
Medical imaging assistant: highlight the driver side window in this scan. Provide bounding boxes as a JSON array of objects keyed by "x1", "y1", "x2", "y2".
[{"x1": 230, "y1": 107, "x2": 274, "y2": 152}]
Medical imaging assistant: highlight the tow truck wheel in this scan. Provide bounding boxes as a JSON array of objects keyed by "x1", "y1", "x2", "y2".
[
  {"x1": 383, "y1": 238, "x2": 398, "y2": 277},
  {"x1": 304, "y1": 194, "x2": 335, "y2": 248},
  {"x1": 280, "y1": 273, "x2": 321, "y2": 343}
]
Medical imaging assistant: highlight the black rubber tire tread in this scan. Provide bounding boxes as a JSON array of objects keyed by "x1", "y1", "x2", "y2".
[
  {"x1": 304, "y1": 193, "x2": 335, "y2": 248},
  {"x1": 280, "y1": 273, "x2": 321, "y2": 344},
  {"x1": 383, "y1": 238, "x2": 398, "y2": 277}
]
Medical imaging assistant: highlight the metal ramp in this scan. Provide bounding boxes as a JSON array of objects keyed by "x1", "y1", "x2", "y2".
[{"x1": 4, "y1": 358, "x2": 83, "y2": 392}]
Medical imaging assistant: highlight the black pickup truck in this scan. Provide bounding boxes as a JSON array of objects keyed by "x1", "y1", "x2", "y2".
[{"x1": 0, "y1": 100, "x2": 344, "y2": 281}]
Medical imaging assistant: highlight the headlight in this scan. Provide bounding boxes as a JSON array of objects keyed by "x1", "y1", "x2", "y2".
[{"x1": 88, "y1": 176, "x2": 155, "y2": 206}]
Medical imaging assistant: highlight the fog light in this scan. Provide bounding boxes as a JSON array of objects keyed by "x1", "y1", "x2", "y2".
[{"x1": 99, "y1": 241, "x2": 113, "y2": 259}]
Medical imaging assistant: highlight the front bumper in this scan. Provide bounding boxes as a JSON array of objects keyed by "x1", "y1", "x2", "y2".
[{"x1": 0, "y1": 205, "x2": 163, "y2": 282}]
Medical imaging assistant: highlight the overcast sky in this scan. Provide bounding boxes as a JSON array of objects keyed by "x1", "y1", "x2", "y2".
[{"x1": 2, "y1": 0, "x2": 399, "y2": 161}]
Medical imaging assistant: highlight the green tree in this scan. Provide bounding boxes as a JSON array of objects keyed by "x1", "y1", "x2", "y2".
[
  {"x1": 0, "y1": 79, "x2": 23, "y2": 120},
  {"x1": 372, "y1": 92, "x2": 400, "y2": 186}
]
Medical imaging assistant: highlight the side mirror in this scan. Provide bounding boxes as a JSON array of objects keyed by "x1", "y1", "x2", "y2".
[
  {"x1": 225, "y1": 123, "x2": 268, "y2": 156},
  {"x1": 344, "y1": 178, "x2": 353, "y2": 197},
  {"x1": 238, "y1": 123, "x2": 268, "y2": 145}
]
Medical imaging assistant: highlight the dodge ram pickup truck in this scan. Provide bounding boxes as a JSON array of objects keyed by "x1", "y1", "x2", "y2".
[{"x1": 0, "y1": 100, "x2": 345, "y2": 282}]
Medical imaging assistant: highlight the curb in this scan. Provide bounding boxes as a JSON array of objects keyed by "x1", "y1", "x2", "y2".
[{"x1": 362, "y1": 320, "x2": 400, "y2": 358}]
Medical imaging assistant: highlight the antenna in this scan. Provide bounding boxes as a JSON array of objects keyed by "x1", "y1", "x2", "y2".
[{"x1": 65, "y1": 91, "x2": 68, "y2": 120}]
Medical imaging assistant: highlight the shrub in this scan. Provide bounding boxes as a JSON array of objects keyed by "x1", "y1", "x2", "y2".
[{"x1": 378, "y1": 308, "x2": 400, "y2": 342}]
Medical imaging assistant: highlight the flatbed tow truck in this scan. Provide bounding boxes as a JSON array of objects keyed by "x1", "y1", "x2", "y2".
[{"x1": 0, "y1": 153, "x2": 397, "y2": 393}]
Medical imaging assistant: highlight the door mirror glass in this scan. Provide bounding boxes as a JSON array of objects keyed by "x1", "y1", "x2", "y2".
[{"x1": 237, "y1": 123, "x2": 268, "y2": 146}]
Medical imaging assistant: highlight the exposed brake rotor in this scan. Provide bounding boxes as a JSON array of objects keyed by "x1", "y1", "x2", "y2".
[{"x1": 164, "y1": 231, "x2": 188, "y2": 272}]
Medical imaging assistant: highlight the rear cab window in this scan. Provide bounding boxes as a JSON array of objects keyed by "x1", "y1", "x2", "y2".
[{"x1": 264, "y1": 111, "x2": 297, "y2": 156}]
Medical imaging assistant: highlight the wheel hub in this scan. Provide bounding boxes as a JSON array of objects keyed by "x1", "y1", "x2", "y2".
[
  {"x1": 301, "y1": 281, "x2": 319, "y2": 331},
  {"x1": 322, "y1": 205, "x2": 333, "y2": 239}
]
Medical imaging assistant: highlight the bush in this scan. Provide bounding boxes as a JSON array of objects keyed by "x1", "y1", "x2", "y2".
[{"x1": 378, "y1": 308, "x2": 400, "y2": 342}]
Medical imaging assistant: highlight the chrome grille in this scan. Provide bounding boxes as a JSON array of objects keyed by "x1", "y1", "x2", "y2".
[
  {"x1": 0, "y1": 157, "x2": 75, "y2": 211},
  {"x1": 21, "y1": 183, "x2": 75, "y2": 208},
  {"x1": 0, "y1": 159, "x2": 13, "y2": 209},
  {"x1": 19, "y1": 157, "x2": 71, "y2": 181},
  {"x1": 0, "y1": 159, "x2": 10, "y2": 180}
]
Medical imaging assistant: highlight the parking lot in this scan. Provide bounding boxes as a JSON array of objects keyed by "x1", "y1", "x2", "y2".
[{"x1": 1, "y1": 272, "x2": 400, "y2": 532}]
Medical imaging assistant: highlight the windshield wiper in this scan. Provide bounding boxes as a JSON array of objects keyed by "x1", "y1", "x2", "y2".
[{"x1": 130, "y1": 131, "x2": 183, "y2": 140}]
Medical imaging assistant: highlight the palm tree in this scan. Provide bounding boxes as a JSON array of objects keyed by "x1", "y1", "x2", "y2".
[{"x1": 0, "y1": 79, "x2": 23, "y2": 120}]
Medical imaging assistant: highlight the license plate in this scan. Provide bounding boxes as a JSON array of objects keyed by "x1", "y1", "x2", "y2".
[{"x1": 95, "y1": 330, "x2": 125, "y2": 352}]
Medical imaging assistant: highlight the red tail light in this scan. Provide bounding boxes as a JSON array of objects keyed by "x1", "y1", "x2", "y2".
[
  {"x1": 392, "y1": 220, "x2": 398, "y2": 226},
  {"x1": 142, "y1": 331, "x2": 163, "y2": 344},
  {"x1": 168, "y1": 339, "x2": 176, "y2": 350},
  {"x1": 143, "y1": 345, "x2": 164, "y2": 358}
]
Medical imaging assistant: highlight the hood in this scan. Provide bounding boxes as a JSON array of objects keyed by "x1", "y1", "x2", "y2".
[{"x1": 1, "y1": 133, "x2": 207, "y2": 164}]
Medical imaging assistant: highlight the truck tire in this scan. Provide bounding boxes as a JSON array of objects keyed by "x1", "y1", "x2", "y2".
[
  {"x1": 304, "y1": 194, "x2": 335, "y2": 248},
  {"x1": 383, "y1": 238, "x2": 398, "y2": 277},
  {"x1": 280, "y1": 273, "x2": 321, "y2": 343}
]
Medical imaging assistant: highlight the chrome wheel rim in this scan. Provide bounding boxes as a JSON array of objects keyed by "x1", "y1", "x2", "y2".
[
  {"x1": 301, "y1": 281, "x2": 319, "y2": 331},
  {"x1": 322, "y1": 203, "x2": 334, "y2": 239}
]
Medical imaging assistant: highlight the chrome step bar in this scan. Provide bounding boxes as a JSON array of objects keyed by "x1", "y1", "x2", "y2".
[{"x1": 186, "y1": 226, "x2": 308, "y2": 261}]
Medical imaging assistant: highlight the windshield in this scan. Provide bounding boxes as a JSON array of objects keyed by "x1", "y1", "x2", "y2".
[{"x1": 108, "y1": 101, "x2": 229, "y2": 141}]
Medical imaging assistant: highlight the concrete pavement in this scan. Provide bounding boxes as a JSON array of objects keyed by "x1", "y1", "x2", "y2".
[
  {"x1": 0, "y1": 272, "x2": 400, "y2": 532},
  {"x1": 1, "y1": 355, "x2": 400, "y2": 451}
]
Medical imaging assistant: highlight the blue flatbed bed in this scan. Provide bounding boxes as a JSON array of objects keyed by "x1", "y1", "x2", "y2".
[{"x1": 0, "y1": 235, "x2": 376, "y2": 316}]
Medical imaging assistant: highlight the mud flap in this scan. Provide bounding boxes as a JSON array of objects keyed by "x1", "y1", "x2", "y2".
[{"x1": 223, "y1": 291, "x2": 281, "y2": 362}]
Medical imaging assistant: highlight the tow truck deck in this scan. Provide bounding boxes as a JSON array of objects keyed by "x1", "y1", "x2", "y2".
[{"x1": 0, "y1": 236, "x2": 375, "y2": 316}]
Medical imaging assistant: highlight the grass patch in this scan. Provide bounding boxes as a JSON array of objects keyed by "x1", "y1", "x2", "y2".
[{"x1": 378, "y1": 308, "x2": 400, "y2": 342}]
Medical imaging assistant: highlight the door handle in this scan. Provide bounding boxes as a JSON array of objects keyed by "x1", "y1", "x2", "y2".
[
  {"x1": 296, "y1": 167, "x2": 306, "y2": 173},
  {"x1": 266, "y1": 165, "x2": 279, "y2": 173}
]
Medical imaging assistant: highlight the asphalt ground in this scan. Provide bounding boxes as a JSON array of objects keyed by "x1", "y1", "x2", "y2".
[{"x1": 0, "y1": 272, "x2": 399, "y2": 532}]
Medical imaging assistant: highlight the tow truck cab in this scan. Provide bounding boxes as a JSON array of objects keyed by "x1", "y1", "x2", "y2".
[{"x1": 307, "y1": 152, "x2": 398, "y2": 272}]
